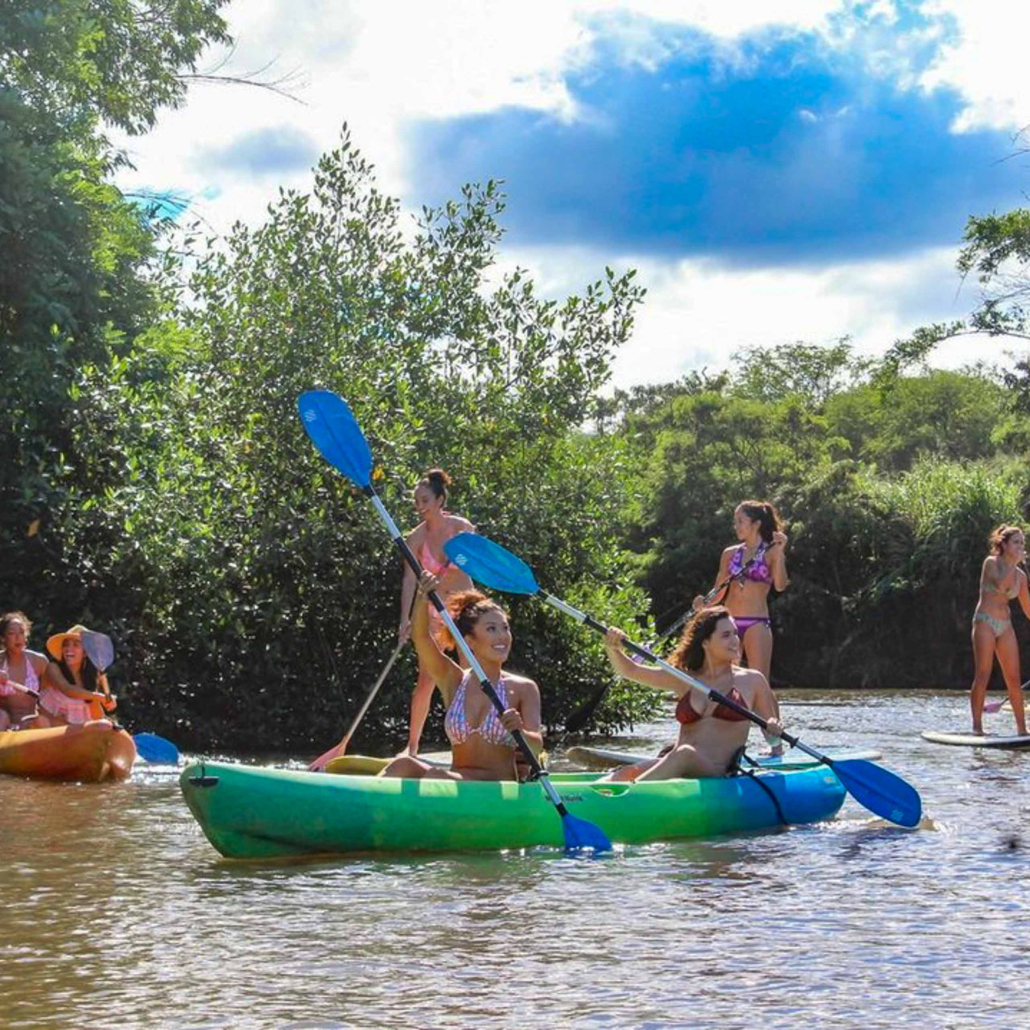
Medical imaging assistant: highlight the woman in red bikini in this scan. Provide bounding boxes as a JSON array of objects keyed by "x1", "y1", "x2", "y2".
[
  {"x1": 599, "y1": 606, "x2": 782, "y2": 781},
  {"x1": 397, "y1": 468, "x2": 476, "y2": 756},
  {"x1": 970, "y1": 524, "x2": 1030, "y2": 735},
  {"x1": 380, "y1": 570, "x2": 542, "y2": 781}
]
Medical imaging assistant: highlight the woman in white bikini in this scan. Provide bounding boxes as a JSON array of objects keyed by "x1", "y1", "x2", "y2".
[
  {"x1": 397, "y1": 468, "x2": 475, "y2": 756},
  {"x1": 380, "y1": 570, "x2": 542, "y2": 781},
  {"x1": 970, "y1": 525, "x2": 1030, "y2": 735},
  {"x1": 0, "y1": 612, "x2": 47, "y2": 729}
]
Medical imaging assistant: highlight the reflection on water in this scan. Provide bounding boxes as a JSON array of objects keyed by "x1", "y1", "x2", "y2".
[{"x1": 2, "y1": 690, "x2": 1030, "y2": 1028}]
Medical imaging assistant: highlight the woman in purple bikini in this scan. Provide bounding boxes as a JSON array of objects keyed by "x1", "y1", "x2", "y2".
[
  {"x1": 397, "y1": 468, "x2": 476, "y2": 756},
  {"x1": 970, "y1": 524, "x2": 1029, "y2": 735},
  {"x1": 694, "y1": 501, "x2": 789, "y2": 752}
]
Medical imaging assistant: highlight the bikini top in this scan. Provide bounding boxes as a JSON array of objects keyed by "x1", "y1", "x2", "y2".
[
  {"x1": 419, "y1": 540, "x2": 452, "y2": 577},
  {"x1": 444, "y1": 670, "x2": 513, "y2": 747},
  {"x1": 0, "y1": 653, "x2": 40, "y2": 692},
  {"x1": 728, "y1": 542, "x2": 772, "y2": 585},
  {"x1": 675, "y1": 685, "x2": 750, "y2": 725},
  {"x1": 984, "y1": 566, "x2": 1020, "y2": 600}
]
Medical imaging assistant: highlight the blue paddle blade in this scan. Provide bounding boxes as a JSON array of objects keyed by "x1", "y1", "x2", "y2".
[
  {"x1": 443, "y1": 533, "x2": 540, "y2": 595},
  {"x1": 297, "y1": 390, "x2": 372, "y2": 489},
  {"x1": 81, "y1": 629, "x2": 115, "y2": 672},
  {"x1": 134, "y1": 733, "x2": 180, "y2": 765},
  {"x1": 831, "y1": 758, "x2": 922, "y2": 827},
  {"x1": 562, "y1": 812, "x2": 613, "y2": 853}
]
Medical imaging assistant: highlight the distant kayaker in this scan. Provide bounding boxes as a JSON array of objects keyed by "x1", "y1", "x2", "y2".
[
  {"x1": 380, "y1": 570, "x2": 543, "y2": 781},
  {"x1": 397, "y1": 468, "x2": 476, "y2": 757},
  {"x1": 0, "y1": 611, "x2": 47, "y2": 730},
  {"x1": 598, "y1": 606, "x2": 783, "y2": 781},
  {"x1": 29, "y1": 625, "x2": 117, "y2": 728},
  {"x1": 696, "y1": 500, "x2": 788, "y2": 754},
  {"x1": 970, "y1": 525, "x2": 1030, "y2": 735}
]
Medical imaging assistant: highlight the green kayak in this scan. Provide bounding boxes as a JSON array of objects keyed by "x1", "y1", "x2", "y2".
[{"x1": 180, "y1": 760, "x2": 846, "y2": 859}]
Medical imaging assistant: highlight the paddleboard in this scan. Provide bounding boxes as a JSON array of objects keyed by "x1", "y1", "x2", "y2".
[
  {"x1": 921, "y1": 730, "x2": 1030, "y2": 749},
  {"x1": 565, "y1": 744, "x2": 883, "y2": 770}
]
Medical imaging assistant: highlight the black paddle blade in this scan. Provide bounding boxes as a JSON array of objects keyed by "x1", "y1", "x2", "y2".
[{"x1": 832, "y1": 758, "x2": 922, "y2": 828}]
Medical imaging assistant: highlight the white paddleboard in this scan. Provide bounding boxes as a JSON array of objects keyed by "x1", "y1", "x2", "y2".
[
  {"x1": 565, "y1": 744, "x2": 882, "y2": 770},
  {"x1": 921, "y1": 730, "x2": 1030, "y2": 749}
]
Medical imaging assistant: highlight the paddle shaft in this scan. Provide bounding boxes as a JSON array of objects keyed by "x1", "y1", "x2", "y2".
[
  {"x1": 338, "y1": 631, "x2": 408, "y2": 753},
  {"x1": 365, "y1": 490, "x2": 569, "y2": 811}
]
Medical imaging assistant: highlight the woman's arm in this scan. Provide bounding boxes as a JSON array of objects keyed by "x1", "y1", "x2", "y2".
[
  {"x1": 603, "y1": 628, "x2": 691, "y2": 697},
  {"x1": 44, "y1": 662, "x2": 103, "y2": 702},
  {"x1": 502, "y1": 678, "x2": 543, "y2": 756},
  {"x1": 747, "y1": 671, "x2": 784, "y2": 740},
  {"x1": 410, "y1": 572, "x2": 463, "y2": 700},
  {"x1": 1016, "y1": 570, "x2": 1030, "y2": 621},
  {"x1": 769, "y1": 531, "x2": 790, "y2": 592},
  {"x1": 398, "y1": 528, "x2": 423, "y2": 642}
]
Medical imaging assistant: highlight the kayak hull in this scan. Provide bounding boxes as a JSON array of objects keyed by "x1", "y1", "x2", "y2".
[
  {"x1": 180, "y1": 760, "x2": 846, "y2": 859},
  {"x1": 0, "y1": 723, "x2": 137, "y2": 782}
]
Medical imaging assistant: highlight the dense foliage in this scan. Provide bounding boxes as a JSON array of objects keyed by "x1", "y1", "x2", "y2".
[{"x1": 5, "y1": 2, "x2": 1030, "y2": 754}]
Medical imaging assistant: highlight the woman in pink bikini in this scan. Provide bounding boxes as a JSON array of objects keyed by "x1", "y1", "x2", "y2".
[
  {"x1": 380, "y1": 570, "x2": 543, "y2": 781},
  {"x1": 970, "y1": 525, "x2": 1030, "y2": 735},
  {"x1": 397, "y1": 468, "x2": 476, "y2": 756},
  {"x1": 0, "y1": 612, "x2": 47, "y2": 729},
  {"x1": 599, "y1": 606, "x2": 782, "y2": 781}
]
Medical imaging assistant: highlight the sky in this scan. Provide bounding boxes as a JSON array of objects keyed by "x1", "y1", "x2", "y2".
[{"x1": 116, "y1": 0, "x2": 1030, "y2": 389}]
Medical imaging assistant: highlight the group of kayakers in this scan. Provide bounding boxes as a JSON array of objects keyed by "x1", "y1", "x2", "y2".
[
  {"x1": 0, "y1": 614, "x2": 117, "y2": 731},
  {"x1": 370, "y1": 472, "x2": 791, "y2": 783}
]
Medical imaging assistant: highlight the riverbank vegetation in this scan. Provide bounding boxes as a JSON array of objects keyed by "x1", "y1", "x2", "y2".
[{"x1": 3, "y1": 3, "x2": 1029, "y2": 750}]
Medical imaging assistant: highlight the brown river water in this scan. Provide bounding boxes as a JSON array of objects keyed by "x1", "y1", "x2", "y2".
[{"x1": 2, "y1": 689, "x2": 1030, "y2": 1029}]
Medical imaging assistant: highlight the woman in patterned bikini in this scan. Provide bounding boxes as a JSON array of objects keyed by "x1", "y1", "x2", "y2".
[
  {"x1": 397, "y1": 468, "x2": 476, "y2": 756},
  {"x1": 380, "y1": 570, "x2": 542, "y2": 781},
  {"x1": 599, "y1": 606, "x2": 783, "y2": 781},
  {"x1": 0, "y1": 612, "x2": 47, "y2": 730},
  {"x1": 970, "y1": 525, "x2": 1030, "y2": 735}
]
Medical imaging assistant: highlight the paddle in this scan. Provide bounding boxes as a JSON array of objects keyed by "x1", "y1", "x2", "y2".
[
  {"x1": 564, "y1": 547, "x2": 773, "y2": 733},
  {"x1": 443, "y1": 532, "x2": 923, "y2": 828},
  {"x1": 297, "y1": 389, "x2": 611, "y2": 853},
  {"x1": 80, "y1": 630, "x2": 181, "y2": 765},
  {"x1": 309, "y1": 635, "x2": 409, "y2": 771},
  {"x1": 983, "y1": 679, "x2": 1030, "y2": 714}
]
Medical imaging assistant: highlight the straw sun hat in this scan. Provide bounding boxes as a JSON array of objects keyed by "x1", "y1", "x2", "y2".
[{"x1": 45, "y1": 625, "x2": 90, "y2": 660}]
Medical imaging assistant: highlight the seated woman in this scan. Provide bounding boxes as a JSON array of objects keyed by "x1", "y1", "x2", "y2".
[
  {"x1": 0, "y1": 611, "x2": 48, "y2": 730},
  {"x1": 379, "y1": 571, "x2": 542, "y2": 781},
  {"x1": 600, "y1": 606, "x2": 783, "y2": 782},
  {"x1": 32, "y1": 625, "x2": 117, "y2": 728}
]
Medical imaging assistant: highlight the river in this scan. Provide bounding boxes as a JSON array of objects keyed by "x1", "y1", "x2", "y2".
[{"x1": 2, "y1": 689, "x2": 1029, "y2": 1029}]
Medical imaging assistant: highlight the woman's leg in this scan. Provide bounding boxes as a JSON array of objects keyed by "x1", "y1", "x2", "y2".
[
  {"x1": 993, "y1": 629, "x2": 1027, "y2": 735},
  {"x1": 741, "y1": 622, "x2": 782, "y2": 752},
  {"x1": 378, "y1": 754, "x2": 461, "y2": 779},
  {"x1": 599, "y1": 758, "x2": 659, "y2": 783},
  {"x1": 970, "y1": 621, "x2": 997, "y2": 733},
  {"x1": 401, "y1": 664, "x2": 436, "y2": 756},
  {"x1": 636, "y1": 743, "x2": 724, "y2": 781}
]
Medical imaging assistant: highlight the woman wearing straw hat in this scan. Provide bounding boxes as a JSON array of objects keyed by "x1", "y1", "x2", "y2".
[{"x1": 32, "y1": 625, "x2": 117, "y2": 727}]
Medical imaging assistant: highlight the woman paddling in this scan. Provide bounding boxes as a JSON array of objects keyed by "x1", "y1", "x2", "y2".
[
  {"x1": 380, "y1": 570, "x2": 543, "y2": 781},
  {"x1": 599, "y1": 607, "x2": 783, "y2": 782},
  {"x1": 32, "y1": 625, "x2": 117, "y2": 728},
  {"x1": 0, "y1": 612, "x2": 47, "y2": 730},
  {"x1": 397, "y1": 468, "x2": 475, "y2": 756},
  {"x1": 970, "y1": 525, "x2": 1030, "y2": 735}
]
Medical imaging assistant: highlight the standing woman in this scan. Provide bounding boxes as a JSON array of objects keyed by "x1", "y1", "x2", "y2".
[
  {"x1": 397, "y1": 468, "x2": 475, "y2": 756},
  {"x1": 970, "y1": 525, "x2": 1030, "y2": 735},
  {"x1": 0, "y1": 612, "x2": 48, "y2": 729},
  {"x1": 696, "y1": 500, "x2": 789, "y2": 686}
]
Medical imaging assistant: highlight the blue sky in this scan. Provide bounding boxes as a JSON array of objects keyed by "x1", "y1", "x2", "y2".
[
  {"x1": 116, "y1": 0, "x2": 1030, "y2": 385},
  {"x1": 410, "y1": 10, "x2": 1022, "y2": 266}
]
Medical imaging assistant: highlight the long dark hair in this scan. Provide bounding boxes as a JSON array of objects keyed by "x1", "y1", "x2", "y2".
[
  {"x1": 57, "y1": 654, "x2": 100, "y2": 692},
  {"x1": 738, "y1": 500, "x2": 783, "y2": 544},
  {"x1": 668, "y1": 606, "x2": 734, "y2": 671}
]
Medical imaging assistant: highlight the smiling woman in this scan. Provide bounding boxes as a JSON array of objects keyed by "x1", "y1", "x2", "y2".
[{"x1": 378, "y1": 570, "x2": 543, "y2": 782}]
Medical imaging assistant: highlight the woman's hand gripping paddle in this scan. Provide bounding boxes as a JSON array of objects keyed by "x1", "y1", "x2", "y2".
[
  {"x1": 80, "y1": 631, "x2": 180, "y2": 765},
  {"x1": 296, "y1": 389, "x2": 611, "y2": 853},
  {"x1": 443, "y1": 532, "x2": 923, "y2": 829}
]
